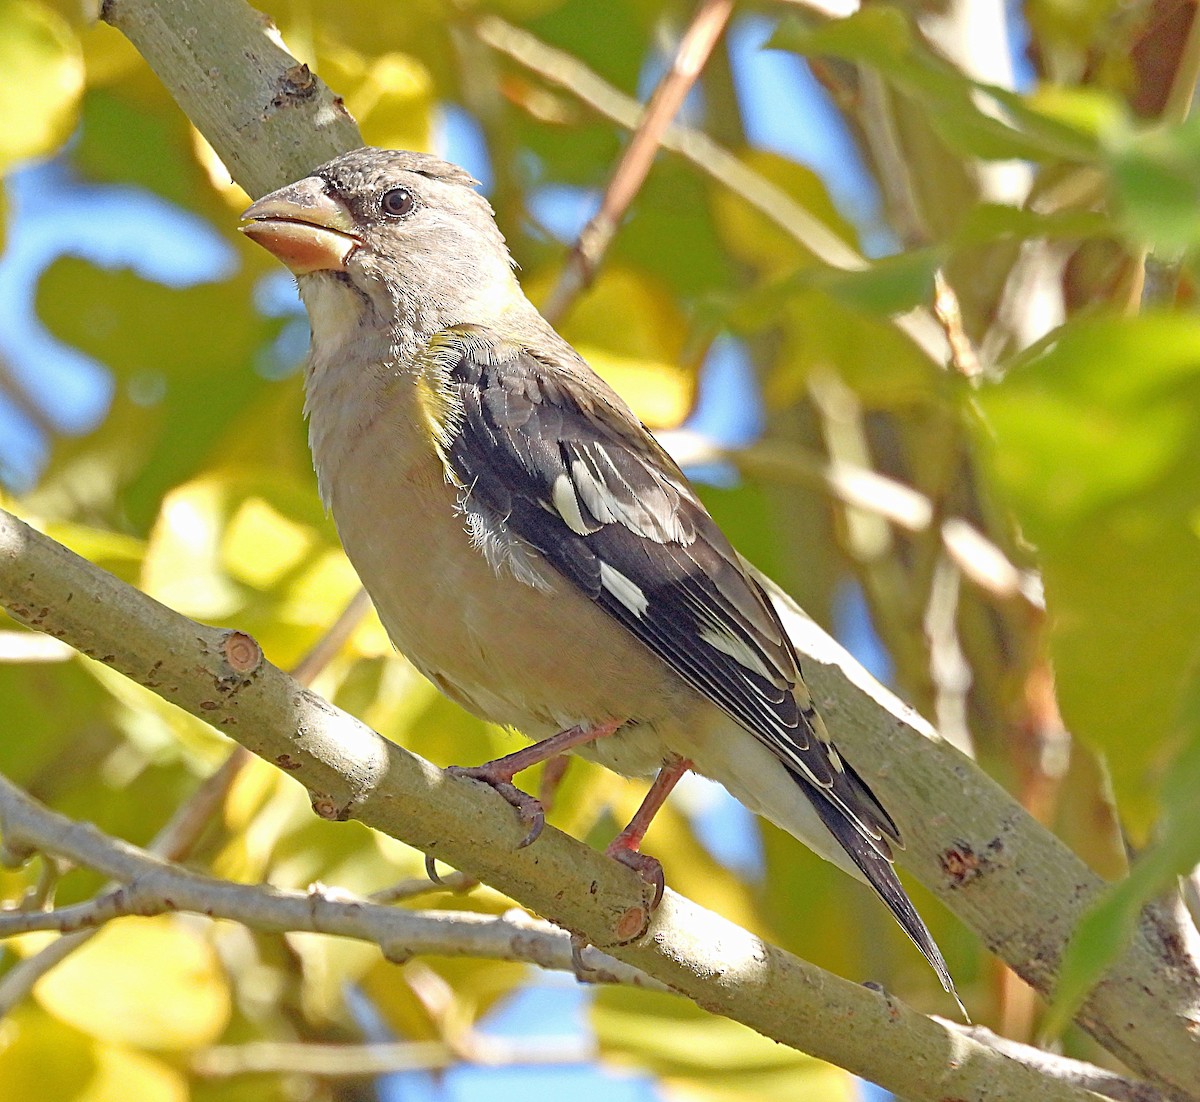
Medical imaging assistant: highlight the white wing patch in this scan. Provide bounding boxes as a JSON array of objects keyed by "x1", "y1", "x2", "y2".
[
  {"x1": 551, "y1": 473, "x2": 598, "y2": 536},
  {"x1": 598, "y1": 560, "x2": 649, "y2": 618},
  {"x1": 569, "y1": 448, "x2": 690, "y2": 544},
  {"x1": 698, "y1": 623, "x2": 779, "y2": 684}
]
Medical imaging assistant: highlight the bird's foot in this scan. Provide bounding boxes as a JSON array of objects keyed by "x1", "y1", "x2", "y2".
[
  {"x1": 605, "y1": 840, "x2": 665, "y2": 910},
  {"x1": 421, "y1": 855, "x2": 478, "y2": 891},
  {"x1": 446, "y1": 764, "x2": 546, "y2": 848},
  {"x1": 569, "y1": 933, "x2": 597, "y2": 983}
]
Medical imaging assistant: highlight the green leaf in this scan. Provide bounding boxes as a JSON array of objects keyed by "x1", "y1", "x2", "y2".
[
  {"x1": 818, "y1": 248, "x2": 942, "y2": 316},
  {"x1": 1106, "y1": 112, "x2": 1200, "y2": 255},
  {"x1": 35, "y1": 256, "x2": 282, "y2": 532},
  {"x1": 75, "y1": 88, "x2": 203, "y2": 212},
  {"x1": 1044, "y1": 669, "x2": 1200, "y2": 1035},
  {"x1": 771, "y1": 7, "x2": 1097, "y2": 163},
  {"x1": 978, "y1": 313, "x2": 1200, "y2": 832},
  {"x1": 953, "y1": 203, "x2": 1111, "y2": 248},
  {"x1": 767, "y1": 288, "x2": 946, "y2": 410}
]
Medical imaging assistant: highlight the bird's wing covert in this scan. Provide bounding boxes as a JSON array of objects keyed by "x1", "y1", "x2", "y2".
[{"x1": 422, "y1": 325, "x2": 899, "y2": 852}]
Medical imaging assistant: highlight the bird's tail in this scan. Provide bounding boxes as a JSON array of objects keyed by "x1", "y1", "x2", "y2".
[{"x1": 793, "y1": 769, "x2": 966, "y2": 1017}]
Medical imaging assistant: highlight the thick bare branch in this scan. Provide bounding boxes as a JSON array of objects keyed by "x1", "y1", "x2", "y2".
[
  {"x1": 0, "y1": 772, "x2": 664, "y2": 990},
  {"x1": 0, "y1": 587, "x2": 370, "y2": 1014},
  {"x1": 99, "y1": 0, "x2": 361, "y2": 196}
]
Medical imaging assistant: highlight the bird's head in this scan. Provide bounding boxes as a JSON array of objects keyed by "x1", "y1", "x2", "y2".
[{"x1": 241, "y1": 147, "x2": 525, "y2": 339}]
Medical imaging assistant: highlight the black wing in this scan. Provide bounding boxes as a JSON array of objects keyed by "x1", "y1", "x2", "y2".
[
  {"x1": 422, "y1": 325, "x2": 898, "y2": 853},
  {"x1": 422, "y1": 326, "x2": 961, "y2": 1001}
]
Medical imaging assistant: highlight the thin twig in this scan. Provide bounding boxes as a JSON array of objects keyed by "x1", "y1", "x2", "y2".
[
  {"x1": 1160, "y1": 1, "x2": 1200, "y2": 127},
  {"x1": 290, "y1": 586, "x2": 372, "y2": 685},
  {"x1": 193, "y1": 1033, "x2": 593, "y2": 1078},
  {"x1": 368, "y1": 872, "x2": 478, "y2": 904},
  {"x1": 0, "y1": 771, "x2": 665, "y2": 989},
  {"x1": 659, "y1": 429, "x2": 1041, "y2": 604},
  {"x1": 475, "y1": 14, "x2": 866, "y2": 274},
  {"x1": 1120, "y1": 1, "x2": 1200, "y2": 314},
  {"x1": 541, "y1": 0, "x2": 734, "y2": 323},
  {"x1": 0, "y1": 354, "x2": 58, "y2": 440},
  {"x1": 933, "y1": 270, "x2": 983, "y2": 380}
]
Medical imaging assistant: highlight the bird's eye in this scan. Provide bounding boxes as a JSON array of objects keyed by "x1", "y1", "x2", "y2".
[{"x1": 381, "y1": 187, "x2": 416, "y2": 218}]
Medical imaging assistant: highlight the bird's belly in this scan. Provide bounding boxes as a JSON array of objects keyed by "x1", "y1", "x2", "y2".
[{"x1": 323, "y1": 429, "x2": 688, "y2": 776}]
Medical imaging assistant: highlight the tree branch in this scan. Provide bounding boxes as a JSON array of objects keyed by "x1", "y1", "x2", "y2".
[
  {"x1": 0, "y1": 771, "x2": 664, "y2": 990},
  {"x1": 193, "y1": 1034, "x2": 592, "y2": 1078},
  {"x1": 0, "y1": 503, "x2": 1150, "y2": 1102},
  {"x1": 99, "y1": 0, "x2": 362, "y2": 197},
  {"x1": 0, "y1": 587, "x2": 370, "y2": 1014},
  {"x1": 941, "y1": 1022, "x2": 1189, "y2": 1102}
]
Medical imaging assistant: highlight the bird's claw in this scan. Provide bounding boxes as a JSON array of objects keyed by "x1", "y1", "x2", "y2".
[
  {"x1": 570, "y1": 933, "x2": 605, "y2": 985},
  {"x1": 606, "y1": 846, "x2": 665, "y2": 910},
  {"x1": 422, "y1": 855, "x2": 480, "y2": 892},
  {"x1": 446, "y1": 765, "x2": 546, "y2": 847},
  {"x1": 424, "y1": 853, "x2": 445, "y2": 884}
]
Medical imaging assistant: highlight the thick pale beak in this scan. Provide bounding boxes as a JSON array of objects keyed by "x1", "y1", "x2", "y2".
[{"x1": 240, "y1": 177, "x2": 361, "y2": 275}]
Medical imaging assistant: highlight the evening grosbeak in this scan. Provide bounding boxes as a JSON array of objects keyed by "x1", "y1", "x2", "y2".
[{"x1": 241, "y1": 147, "x2": 957, "y2": 1000}]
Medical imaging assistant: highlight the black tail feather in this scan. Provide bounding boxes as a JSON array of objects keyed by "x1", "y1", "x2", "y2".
[{"x1": 793, "y1": 770, "x2": 966, "y2": 1017}]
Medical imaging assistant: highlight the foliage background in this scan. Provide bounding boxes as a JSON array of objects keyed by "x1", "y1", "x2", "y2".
[{"x1": 2, "y1": 0, "x2": 1199, "y2": 1099}]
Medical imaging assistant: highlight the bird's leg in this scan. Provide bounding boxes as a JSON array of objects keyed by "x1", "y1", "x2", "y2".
[
  {"x1": 446, "y1": 719, "x2": 623, "y2": 848},
  {"x1": 605, "y1": 755, "x2": 692, "y2": 909},
  {"x1": 537, "y1": 754, "x2": 571, "y2": 816}
]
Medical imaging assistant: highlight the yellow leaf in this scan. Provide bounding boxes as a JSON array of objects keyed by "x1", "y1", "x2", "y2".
[
  {"x1": 711, "y1": 150, "x2": 855, "y2": 276},
  {"x1": 221, "y1": 753, "x2": 284, "y2": 836},
  {"x1": 35, "y1": 917, "x2": 231, "y2": 1050},
  {"x1": 278, "y1": 547, "x2": 363, "y2": 627},
  {"x1": 223, "y1": 495, "x2": 316, "y2": 590},
  {"x1": 142, "y1": 480, "x2": 243, "y2": 620},
  {"x1": 83, "y1": 1044, "x2": 187, "y2": 1102},
  {"x1": 0, "y1": 1006, "x2": 97, "y2": 1101},
  {"x1": 0, "y1": 0, "x2": 83, "y2": 168},
  {"x1": 318, "y1": 43, "x2": 435, "y2": 154},
  {"x1": 660, "y1": 1064, "x2": 855, "y2": 1102},
  {"x1": 191, "y1": 126, "x2": 252, "y2": 211},
  {"x1": 0, "y1": 1006, "x2": 187, "y2": 1102},
  {"x1": 528, "y1": 268, "x2": 696, "y2": 428},
  {"x1": 286, "y1": 930, "x2": 382, "y2": 1022}
]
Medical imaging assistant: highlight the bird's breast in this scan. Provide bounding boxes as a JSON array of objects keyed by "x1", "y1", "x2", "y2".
[{"x1": 312, "y1": 376, "x2": 694, "y2": 773}]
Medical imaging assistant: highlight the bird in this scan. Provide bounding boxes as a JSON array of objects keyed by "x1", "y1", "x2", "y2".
[{"x1": 240, "y1": 146, "x2": 959, "y2": 1003}]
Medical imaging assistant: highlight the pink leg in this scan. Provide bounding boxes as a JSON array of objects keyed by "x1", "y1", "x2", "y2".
[
  {"x1": 448, "y1": 719, "x2": 623, "y2": 848},
  {"x1": 537, "y1": 754, "x2": 571, "y2": 815},
  {"x1": 605, "y1": 755, "x2": 692, "y2": 908}
]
